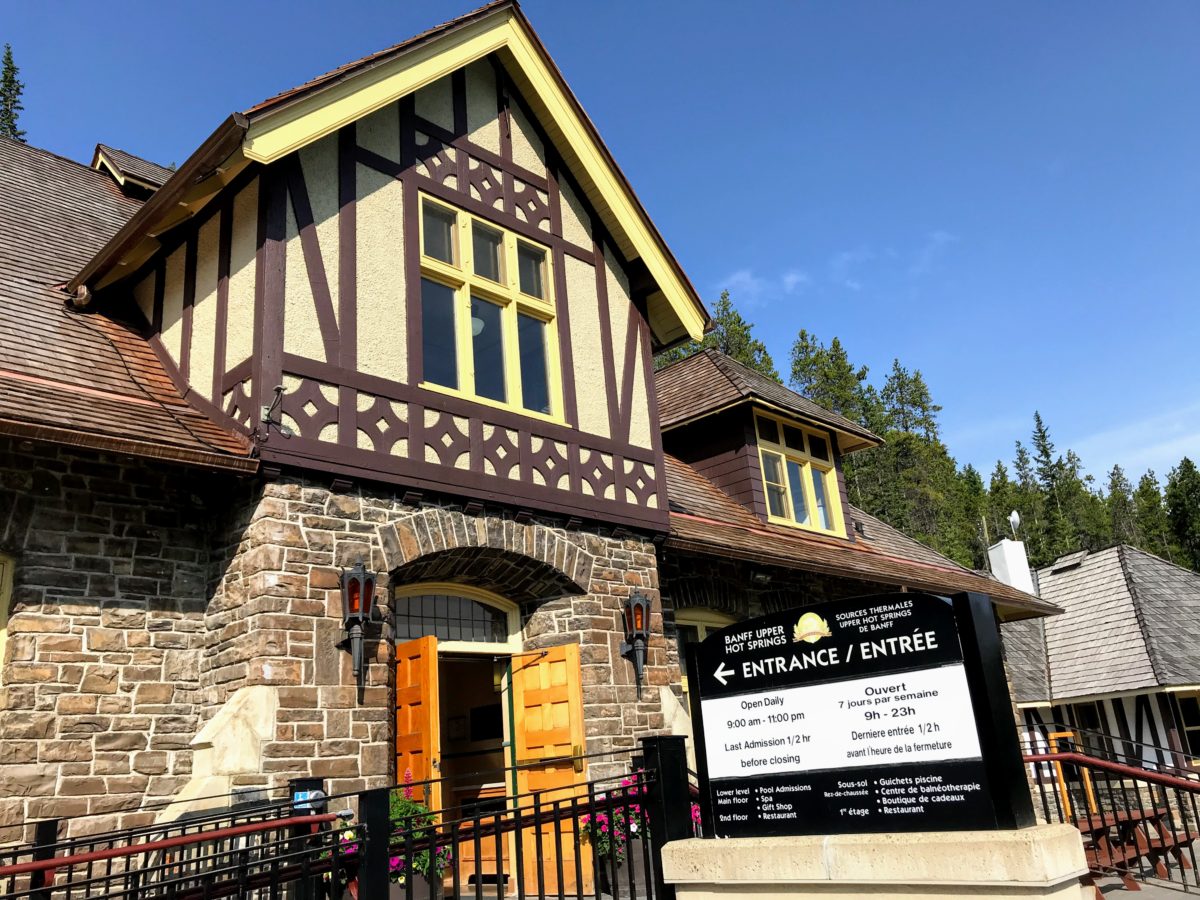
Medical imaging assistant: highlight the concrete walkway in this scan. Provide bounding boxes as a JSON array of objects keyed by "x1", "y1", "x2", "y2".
[{"x1": 1094, "y1": 876, "x2": 1193, "y2": 897}]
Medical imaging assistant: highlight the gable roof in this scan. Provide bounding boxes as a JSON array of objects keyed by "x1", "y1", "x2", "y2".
[
  {"x1": 70, "y1": 1, "x2": 709, "y2": 348},
  {"x1": 92, "y1": 144, "x2": 174, "y2": 190},
  {"x1": 0, "y1": 137, "x2": 253, "y2": 471},
  {"x1": 663, "y1": 452, "x2": 1054, "y2": 621},
  {"x1": 1002, "y1": 545, "x2": 1200, "y2": 704},
  {"x1": 655, "y1": 349, "x2": 882, "y2": 452}
]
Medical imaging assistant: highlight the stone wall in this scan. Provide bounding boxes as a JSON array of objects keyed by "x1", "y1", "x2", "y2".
[
  {"x1": 207, "y1": 479, "x2": 671, "y2": 792},
  {"x1": 0, "y1": 435, "x2": 674, "y2": 831},
  {"x1": 0, "y1": 436, "x2": 231, "y2": 833}
]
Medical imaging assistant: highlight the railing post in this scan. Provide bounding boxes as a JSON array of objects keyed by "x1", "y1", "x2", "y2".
[
  {"x1": 357, "y1": 786, "x2": 393, "y2": 898},
  {"x1": 641, "y1": 735, "x2": 691, "y2": 900},
  {"x1": 28, "y1": 818, "x2": 60, "y2": 900},
  {"x1": 288, "y1": 778, "x2": 325, "y2": 900}
]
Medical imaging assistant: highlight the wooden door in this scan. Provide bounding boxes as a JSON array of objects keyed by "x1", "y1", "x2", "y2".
[
  {"x1": 395, "y1": 635, "x2": 441, "y2": 811},
  {"x1": 513, "y1": 643, "x2": 591, "y2": 894}
]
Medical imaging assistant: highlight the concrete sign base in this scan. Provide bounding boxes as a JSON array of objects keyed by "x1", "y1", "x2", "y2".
[{"x1": 661, "y1": 824, "x2": 1089, "y2": 899}]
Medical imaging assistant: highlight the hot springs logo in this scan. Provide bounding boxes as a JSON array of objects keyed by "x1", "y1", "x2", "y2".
[{"x1": 792, "y1": 612, "x2": 831, "y2": 644}]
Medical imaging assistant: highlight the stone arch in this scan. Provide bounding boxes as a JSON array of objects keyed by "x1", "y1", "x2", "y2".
[{"x1": 377, "y1": 508, "x2": 593, "y2": 604}]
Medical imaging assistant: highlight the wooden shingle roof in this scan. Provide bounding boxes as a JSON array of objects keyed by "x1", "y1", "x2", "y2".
[
  {"x1": 1005, "y1": 545, "x2": 1200, "y2": 703},
  {"x1": 655, "y1": 349, "x2": 881, "y2": 452},
  {"x1": 0, "y1": 137, "x2": 253, "y2": 470},
  {"x1": 664, "y1": 453, "x2": 1054, "y2": 621},
  {"x1": 93, "y1": 144, "x2": 174, "y2": 189}
]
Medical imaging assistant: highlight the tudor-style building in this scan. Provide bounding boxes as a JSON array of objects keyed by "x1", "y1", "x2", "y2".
[{"x1": 0, "y1": 2, "x2": 1050, "y2": 835}]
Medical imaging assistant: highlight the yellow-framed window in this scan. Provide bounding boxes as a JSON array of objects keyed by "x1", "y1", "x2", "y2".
[
  {"x1": 418, "y1": 194, "x2": 562, "y2": 422},
  {"x1": 754, "y1": 411, "x2": 845, "y2": 537},
  {"x1": 674, "y1": 608, "x2": 736, "y2": 709}
]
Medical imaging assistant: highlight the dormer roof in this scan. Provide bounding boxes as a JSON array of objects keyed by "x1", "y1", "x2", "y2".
[
  {"x1": 664, "y1": 453, "x2": 1053, "y2": 621},
  {"x1": 655, "y1": 348, "x2": 881, "y2": 452},
  {"x1": 69, "y1": 0, "x2": 709, "y2": 349},
  {"x1": 91, "y1": 144, "x2": 174, "y2": 192}
]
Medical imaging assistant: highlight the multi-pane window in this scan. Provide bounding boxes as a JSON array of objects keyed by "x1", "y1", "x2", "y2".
[
  {"x1": 755, "y1": 412, "x2": 844, "y2": 537},
  {"x1": 393, "y1": 592, "x2": 510, "y2": 643},
  {"x1": 418, "y1": 195, "x2": 559, "y2": 418}
]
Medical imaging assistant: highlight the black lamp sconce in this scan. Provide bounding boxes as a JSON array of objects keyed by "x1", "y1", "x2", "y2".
[
  {"x1": 339, "y1": 560, "x2": 380, "y2": 687},
  {"x1": 619, "y1": 592, "x2": 652, "y2": 699}
]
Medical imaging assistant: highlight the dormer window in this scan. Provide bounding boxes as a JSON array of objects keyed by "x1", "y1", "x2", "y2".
[
  {"x1": 755, "y1": 412, "x2": 844, "y2": 537},
  {"x1": 418, "y1": 195, "x2": 560, "y2": 420}
]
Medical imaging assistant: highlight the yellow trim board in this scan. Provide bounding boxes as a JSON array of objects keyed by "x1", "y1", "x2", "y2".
[{"x1": 242, "y1": 8, "x2": 706, "y2": 343}]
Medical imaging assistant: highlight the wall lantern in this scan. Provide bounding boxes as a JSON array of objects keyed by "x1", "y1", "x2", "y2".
[
  {"x1": 619, "y1": 592, "x2": 652, "y2": 699},
  {"x1": 339, "y1": 560, "x2": 378, "y2": 687}
]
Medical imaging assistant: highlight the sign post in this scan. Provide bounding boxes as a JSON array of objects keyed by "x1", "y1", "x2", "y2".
[{"x1": 686, "y1": 591, "x2": 1033, "y2": 838}]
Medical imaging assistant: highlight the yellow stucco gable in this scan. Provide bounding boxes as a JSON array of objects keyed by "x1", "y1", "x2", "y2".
[{"x1": 240, "y1": 2, "x2": 707, "y2": 347}]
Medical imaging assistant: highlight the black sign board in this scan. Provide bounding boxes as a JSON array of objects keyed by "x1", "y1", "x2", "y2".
[{"x1": 686, "y1": 591, "x2": 1034, "y2": 838}]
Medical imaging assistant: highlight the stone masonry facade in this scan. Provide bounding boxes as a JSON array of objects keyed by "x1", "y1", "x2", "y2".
[
  {"x1": 207, "y1": 476, "x2": 670, "y2": 792},
  {"x1": 0, "y1": 437, "x2": 227, "y2": 835},
  {"x1": 0, "y1": 436, "x2": 670, "y2": 834}
]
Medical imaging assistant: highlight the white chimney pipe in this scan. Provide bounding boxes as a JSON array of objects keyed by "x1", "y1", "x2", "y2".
[{"x1": 987, "y1": 538, "x2": 1036, "y2": 596}]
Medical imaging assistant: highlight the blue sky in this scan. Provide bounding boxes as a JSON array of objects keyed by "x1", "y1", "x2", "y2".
[{"x1": 5, "y1": 2, "x2": 1198, "y2": 485}]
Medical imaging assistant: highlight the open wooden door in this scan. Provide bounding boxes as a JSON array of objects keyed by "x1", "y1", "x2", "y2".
[
  {"x1": 395, "y1": 635, "x2": 441, "y2": 810},
  {"x1": 513, "y1": 643, "x2": 591, "y2": 894}
]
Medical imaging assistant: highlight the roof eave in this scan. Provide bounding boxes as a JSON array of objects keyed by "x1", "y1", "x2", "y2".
[
  {"x1": 240, "y1": 2, "x2": 708, "y2": 344},
  {"x1": 0, "y1": 418, "x2": 259, "y2": 475},
  {"x1": 659, "y1": 394, "x2": 883, "y2": 452},
  {"x1": 665, "y1": 523, "x2": 1058, "y2": 623},
  {"x1": 69, "y1": 114, "x2": 250, "y2": 293}
]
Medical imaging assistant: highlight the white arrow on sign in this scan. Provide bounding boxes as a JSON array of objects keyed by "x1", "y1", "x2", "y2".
[{"x1": 713, "y1": 662, "x2": 735, "y2": 686}]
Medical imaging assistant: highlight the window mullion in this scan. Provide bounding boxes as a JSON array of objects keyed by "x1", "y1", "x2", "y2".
[
  {"x1": 504, "y1": 296, "x2": 522, "y2": 407},
  {"x1": 503, "y1": 233, "x2": 523, "y2": 406},
  {"x1": 778, "y1": 453, "x2": 797, "y2": 523},
  {"x1": 798, "y1": 459, "x2": 822, "y2": 530},
  {"x1": 457, "y1": 284, "x2": 474, "y2": 395}
]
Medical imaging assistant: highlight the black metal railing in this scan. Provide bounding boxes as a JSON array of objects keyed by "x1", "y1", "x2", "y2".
[
  {"x1": 0, "y1": 735, "x2": 696, "y2": 900},
  {"x1": 1025, "y1": 739, "x2": 1200, "y2": 893}
]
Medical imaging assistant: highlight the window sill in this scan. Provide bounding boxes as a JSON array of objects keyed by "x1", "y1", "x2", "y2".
[
  {"x1": 418, "y1": 381, "x2": 566, "y2": 428},
  {"x1": 765, "y1": 513, "x2": 846, "y2": 540}
]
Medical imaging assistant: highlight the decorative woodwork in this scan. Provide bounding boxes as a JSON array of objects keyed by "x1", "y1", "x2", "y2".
[{"x1": 126, "y1": 52, "x2": 668, "y2": 533}]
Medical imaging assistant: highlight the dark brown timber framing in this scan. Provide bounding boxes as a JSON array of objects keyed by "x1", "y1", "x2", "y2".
[{"x1": 103, "y1": 57, "x2": 670, "y2": 532}]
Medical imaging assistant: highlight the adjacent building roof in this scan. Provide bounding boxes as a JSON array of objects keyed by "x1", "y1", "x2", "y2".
[
  {"x1": 655, "y1": 349, "x2": 881, "y2": 452},
  {"x1": 663, "y1": 453, "x2": 1054, "y2": 621},
  {"x1": 1003, "y1": 545, "x2": 1200, "y2": 703},
  {"x1": 91, "y1": 144, "x2": 174, "y2": 190},
  {"x1": 0, "y1": 138, "x2": 254, "y2": 471}
]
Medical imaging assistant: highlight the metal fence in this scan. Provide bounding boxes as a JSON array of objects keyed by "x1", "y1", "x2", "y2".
[
  {"x1": 0, "y1": 736, "x2": 695, "y2": 900},
  {"x1": 1023, "y1": 729, "x2": 1200, "y2": 894}
]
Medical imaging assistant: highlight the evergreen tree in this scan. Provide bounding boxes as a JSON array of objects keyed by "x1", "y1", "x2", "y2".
[
  {"x1": 986, "y1": 461, "x2": 1018, "y2": 546},
  {"x1": 1058, "y1": 450, "x2": 1110, "y2": 552},
  {"x1": 1011, "y1": 440, "x2": 1050, "y2": 566},
  {"x1": 1134, "y1": 471, "x2": 1175, "y2": 562},
  {"x1": 787, "y1": 331, "x2": 869, "y2": 419},
  {"x1": 880, "y1": 360, "x2": 941, "y2": 440},
  {"x1": 1166, "y1": 458, "x2": 1200, "y2": 571},
  {"x1": 949, "y1": 464, "x2": 989, "y2": 569},
  {"x1": 0, "y1": 43, "x2": 25, "y2": 142},
  {"x1": 1106, "y1": 464, "x2": 1139, "y2": 546},
  {"x1": 654, "y1": 290, "x2": 779, "y2": 380}
]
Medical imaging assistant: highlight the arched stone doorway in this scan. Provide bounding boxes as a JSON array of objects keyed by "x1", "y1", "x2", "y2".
[{"x1": 382, "y1": 510, "x2": 596, "y2": 890}]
